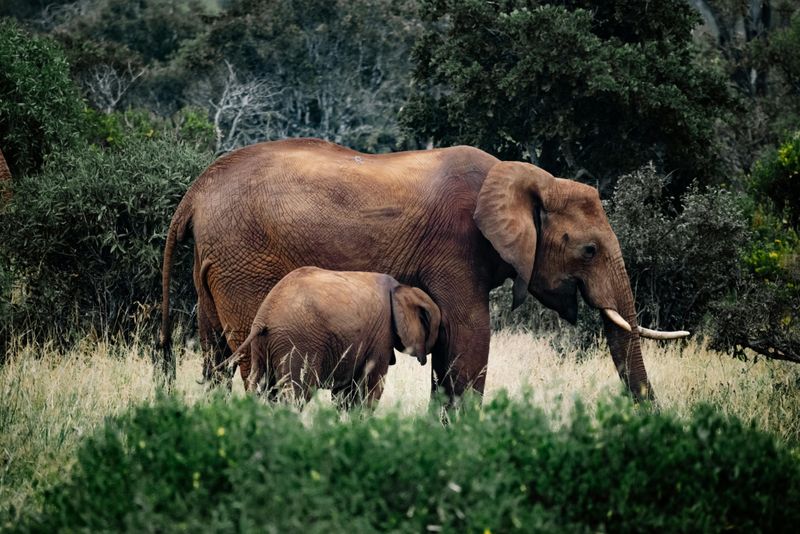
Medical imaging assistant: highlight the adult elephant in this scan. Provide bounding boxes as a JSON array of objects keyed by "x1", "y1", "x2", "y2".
[{"x1": 160, "y1": 138, "x2": 687, "y2": 402}]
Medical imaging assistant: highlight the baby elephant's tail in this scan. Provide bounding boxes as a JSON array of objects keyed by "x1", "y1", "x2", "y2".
[{"x1": 214, "y1": 326, "x2": 262, "y2": 374}]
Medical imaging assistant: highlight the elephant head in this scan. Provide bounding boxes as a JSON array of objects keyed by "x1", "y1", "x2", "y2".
[
  {"x1": 391, "y1": 285, "x2": 442, "y2": 366},
  {"x1": 474, "y1": 161, "x2": 687, "y2": 402}
]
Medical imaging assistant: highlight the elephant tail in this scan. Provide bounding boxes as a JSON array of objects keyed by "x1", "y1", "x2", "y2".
[
  {"x1": 214, "y1": 325, "x2": 263, "y2": 373},
  {"x1": 158, "y1": 195, "x2": 194, "y2": 382}
]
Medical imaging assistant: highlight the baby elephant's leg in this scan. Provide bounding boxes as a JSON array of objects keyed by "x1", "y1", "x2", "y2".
[
  {"x1": 245, "y1": 348, "x2": 264, "y2": 393},
  {"x1": 360, "y1": 355, "x2": 391, "y2": 409},
  {"x1": 276, "y1": 346, "x2": 318, "y2": 408},
  {"x1": 363, "y1": 374, "x2": 386, "y2": 409}
]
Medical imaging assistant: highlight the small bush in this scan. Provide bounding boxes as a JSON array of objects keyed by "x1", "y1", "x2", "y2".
[
  {"x1": 710, "y1": 276, "x2": 800, "y2": 363},
  {"x1": 14, "y1": 394, "x2": 800, "y2": 532},
  {"x1": 0, "y1": 135, "x2": 212, "y2": 342},
  {"x1": 83, "y1": 107, "x2": 216, "y2": 152}
]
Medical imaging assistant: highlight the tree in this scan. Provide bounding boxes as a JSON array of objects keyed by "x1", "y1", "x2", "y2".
[
  {"x1": 687, "y1": 1, "x2": 800, "y2": 175},
  {"x1": 606, "y1": 163, "x2": 748, "y2": 330},
  {"x1": 190, "y1": 60, "x2": 283, "y2": 154},
  {"x1": 403, "y1": 0, "x2": 735, "y2": 193},
  {"x1": 179, "y1": 0, "x2": 422, "y2": 152},
  {"x1": 0, "y1": 0, "x2": 76, "y2": 21},
  {"x1": 82, "y1": 62, "x2": 147, "y2": 113},
  {"x1": 0, "y1": 19, "x2": 86, "y2": 176},
  {"x1": 49, "y1": 0, "x2": 210, "y2": 64}
]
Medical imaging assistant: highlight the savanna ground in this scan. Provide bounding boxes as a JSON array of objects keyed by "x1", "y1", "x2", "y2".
[{"x1": 3, "y1": 329, "x2": 799, "y2": 522}]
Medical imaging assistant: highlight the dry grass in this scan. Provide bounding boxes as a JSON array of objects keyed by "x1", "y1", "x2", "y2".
[
  {"x1": 381, "y1": 331, "x2": 800, "y2": 437},
  {"x1": 1, "y1": 330, "x2": 799, "y2": 518}
]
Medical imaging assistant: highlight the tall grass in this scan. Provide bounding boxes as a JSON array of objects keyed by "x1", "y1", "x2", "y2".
[{"x1": 1, "y1": 330, "x2": 799, "y2": 522}]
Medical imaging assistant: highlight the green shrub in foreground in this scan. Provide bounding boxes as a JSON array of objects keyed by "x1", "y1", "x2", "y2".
[{"x1": 16, "y1": 394, "x2": 800, "y2": 533}]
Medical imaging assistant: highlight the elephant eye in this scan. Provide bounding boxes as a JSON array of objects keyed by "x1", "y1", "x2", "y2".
[{"x1": 582, "y1": 244, "x2": 597, "y2": 260}]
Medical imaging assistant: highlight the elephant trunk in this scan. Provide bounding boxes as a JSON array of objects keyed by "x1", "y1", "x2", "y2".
[{"x1": 602, "y1": 256, "x2": 655, "y2": 403}]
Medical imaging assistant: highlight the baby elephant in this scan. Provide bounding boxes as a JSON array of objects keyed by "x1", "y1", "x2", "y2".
[{"x1": 223, "y1": 266, "x2": 441, "y2": 408}]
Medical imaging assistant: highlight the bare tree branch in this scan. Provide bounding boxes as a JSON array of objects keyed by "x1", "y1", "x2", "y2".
[
  {"x1": 82, "y1": 63, "x2": 146, "y2": 113},
  {"x1": 205, "y1": 60, "x2": 284, "y2": 154},
  {"x1": 34, "y1": 0, "x2": 93, "y2": 31}
]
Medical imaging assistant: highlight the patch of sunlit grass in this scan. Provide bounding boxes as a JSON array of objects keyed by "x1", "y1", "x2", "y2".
[{"x1": 1, "y1": 330, "x2": 798, "y2": 520}]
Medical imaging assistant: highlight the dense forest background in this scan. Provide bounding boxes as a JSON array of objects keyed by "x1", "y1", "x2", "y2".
[{"x1": 0, "y1": 0, "x2": 798, "y2": 364}]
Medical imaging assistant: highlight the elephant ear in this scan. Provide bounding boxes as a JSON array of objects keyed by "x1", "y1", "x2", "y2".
[
  {"x1": 391, "y1": 285, "x2": 441, "y2": 365},
  {"x1": 474, "y1": 161, "x2": 554, "y2": 308}
]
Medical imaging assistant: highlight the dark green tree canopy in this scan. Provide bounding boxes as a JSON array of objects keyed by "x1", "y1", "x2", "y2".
[
  {"x1": 403, "y1": 0, "x2": 736, "y2": 192},
  {"x1": 0, "y1": 19, "x2": 86, "y2": 175}
]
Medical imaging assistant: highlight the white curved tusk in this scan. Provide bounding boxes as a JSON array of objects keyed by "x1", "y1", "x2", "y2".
[
  {"x1": 602, "y1": 308, "x2": 632, "y2": 332},
  {"x1": 637, "y1": 326, "x2": 690, "y2": 340}
]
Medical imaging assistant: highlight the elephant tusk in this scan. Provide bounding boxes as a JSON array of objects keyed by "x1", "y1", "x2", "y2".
[
  {"x1": 637, "y1": 326, "x2": 690, "y2": 340},
  {"x1": 602, "y1": 308, "x2": 632, "y2": 332}
]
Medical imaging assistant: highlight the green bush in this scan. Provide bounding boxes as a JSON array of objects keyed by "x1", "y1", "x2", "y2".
[
  {"x1": 83, "y1": 107, "x2": 216, "y2": 152},
  {"x1": 606, "y1": 163, "x2": 748, "y2": 331},
  {"x1": 710, "y1": 204, "x2": 800, "y2": 363},
  {"x1": 0, "y1": 135, "x2": 212, "y2": 342},
  {"x1": 0, "y1": 18, "x2": 86, "y2": 176},
  {"x1": 13, "y1": 394, "x2": 800, "y2": 532},
  {"x1": 710, "y1": 276, "x2": 800, "y2": 364},
  {"x1": 744, "y1": 206, "x2": 800, "y2": 279},
  {"x1": 750, "y1": 131, "x2": 800, "y2": 226}
]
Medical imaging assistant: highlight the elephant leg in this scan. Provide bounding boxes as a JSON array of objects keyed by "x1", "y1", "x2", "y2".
[
  {"x1": 258, "y1": 361, "x2": 279, "y2": 400},
  {"x1": 276, "y1": 346, "x2": 317, "y2": 407},
  {"x1": 362, "y1": 366, "x2": 388, "y2": 410},
  {"x1": 198, "y1": 310, "x2": 233, "y2": 388},
  {"x1": 245, "y1": 349, "x2": 265, "y2": 393},
  {"x1": 195, "y1": 258, "x2": 231, "y2": 388},
  {"x1": 333, "y1": 357, "x2": 388, "y2": 411},
  {"x1": 331, "y1": 380, "x2": 383, "y2": 412},
  {"x1": 430, "y1": 308, "x2": 491, "y2": 407}
]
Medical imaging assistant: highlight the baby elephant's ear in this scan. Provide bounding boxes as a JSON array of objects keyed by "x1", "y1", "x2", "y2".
[{"x1": 390, "y1": 286, "x2": 441, "y2": 365}]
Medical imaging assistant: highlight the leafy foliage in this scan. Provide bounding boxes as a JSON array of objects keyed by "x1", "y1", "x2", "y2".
[
  {"x1": 403, "y1": 0, "x2": 735, "y2": 191},
  {"x1": 750, "y1": 130, "x2": 800, "y2": 226},
  {"x1": 711, "y1": 276, "x2": 800, "y2": 364},
  {"x1": 14, "y1": 394, "x2": 800, "y2": 532},
  {"x1": 0, "y1": 132, "x2": 211, "y2": 341},
  {"x1": 0, "y1": 18, "x2": 86, "y2": 175},
  {"x1": 710, "y1": 193, "x2": 800, "y2": 364},
  {"x1": 606, "y1": 163, "x2": 748, "y2": 330},
  {"x1": 58, "y1": 0, "x2": 210, "y2": 64},
  {"x1": 751, "y1": 8, "x2": 800, "y2": 117}
]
